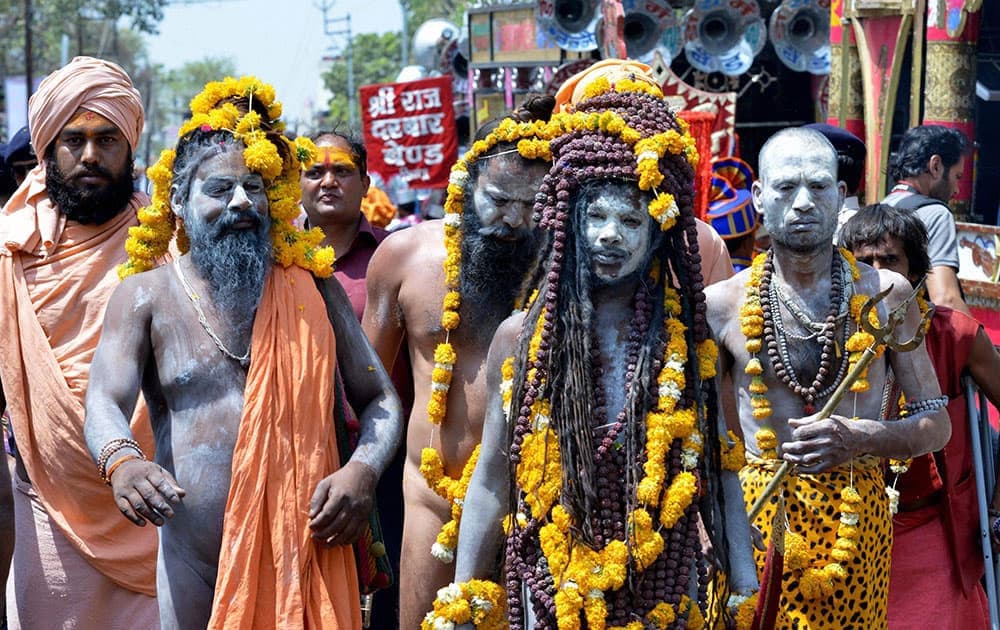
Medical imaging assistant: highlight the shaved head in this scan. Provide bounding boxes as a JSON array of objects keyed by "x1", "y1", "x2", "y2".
[{"x1": 759, "y1": 128, "x2": 838, "y2": 182}]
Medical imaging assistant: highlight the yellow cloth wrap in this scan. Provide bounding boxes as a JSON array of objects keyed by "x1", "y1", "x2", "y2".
[{"x1": 740, "y1": 461, "x2": 892, "y2": 629}]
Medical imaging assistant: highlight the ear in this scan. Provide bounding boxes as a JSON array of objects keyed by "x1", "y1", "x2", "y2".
[
  {"x1": 751, "y1": 179, "x2": 763, "y2": 209},
  {"x1": 169, "y1": 184, "x2": 184, "y2": 216},
  {"x1": 928, "y1": 154, "x2": 944, "y2": 177},
  {"x1": 361, "y1": 174, "x2": 371, "y2": 197}
]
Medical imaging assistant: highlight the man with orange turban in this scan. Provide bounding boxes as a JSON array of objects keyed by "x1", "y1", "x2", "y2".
[{"x1": 0, "y1": 56, "x2": 159, "y2": 628}]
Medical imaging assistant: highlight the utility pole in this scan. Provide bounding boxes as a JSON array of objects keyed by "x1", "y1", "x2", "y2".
[
  {"x1": 399, "y1": 0, "x2": 409, "y2": 67},
  {"x1": 319, "y1": 3, "x2": 355, "y2": 129}
]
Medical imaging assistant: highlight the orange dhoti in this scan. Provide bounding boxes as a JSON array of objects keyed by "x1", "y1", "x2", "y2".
[{"x1": 206, "y1": 265, "x2": 360, "y2": 629}]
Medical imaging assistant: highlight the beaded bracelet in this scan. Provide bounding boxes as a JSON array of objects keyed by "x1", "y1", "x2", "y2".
[
  {"x1": 104, "y1": 454, "x2": 143, "y2": 486},
  {"x1": 991, "y1": 514, "x2": 1000, "y2": 547},
  {"x1": 97, "y1": 438, "x2": 145, "y2": 483},
  {"x1": 901, "y1": 395, "x2": 949, "y2": 416}
]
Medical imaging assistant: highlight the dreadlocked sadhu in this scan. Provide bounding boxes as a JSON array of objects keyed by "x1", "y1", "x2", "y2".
[
  {"x1": 438, "y1": 67, "x2": 759, "y2": 629},
  {"x1": 83, "y1": 77, "x2": 402, "y2": 629}
]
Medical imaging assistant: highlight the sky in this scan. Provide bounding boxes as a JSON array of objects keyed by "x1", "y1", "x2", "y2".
[{"x1": 144, "y1": 0, "x2": 405, "y2": 130}]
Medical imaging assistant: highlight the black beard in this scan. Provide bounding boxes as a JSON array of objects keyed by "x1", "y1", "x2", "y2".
[
  {"x1": 46, "y1": 156, "x2": 135, "y2": 225},
  {"x1": 187, "y1": 209, "x2": 273, "y2": 334},
  {"x1": 458, "y1": 204, "x2": 539, "y2": 329}
]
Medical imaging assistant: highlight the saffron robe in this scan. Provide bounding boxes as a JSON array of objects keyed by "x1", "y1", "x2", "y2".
[
  {"x1": 206, "y1": 265, "x2": 361, "y2": 629},
  {"x1": 0, "y1": 198, "x2": 158, "y2": 600}
]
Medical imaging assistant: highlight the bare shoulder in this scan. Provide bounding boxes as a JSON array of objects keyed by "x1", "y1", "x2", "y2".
[
  {"x1": 705, "y1": 269, "x2": 749, "y2": 321},
  {"x1": 110, "y1": 264, "x2": 174, "y2": 319},
  {"x1": 493, "y1": 311, "x2": 527, "y2": 351},
  {"x1": 872, "y1": 266, "x2": 914, "y2": 306},
  {"x1": 371, "y1": 221, "x2": 444, "y2": 268}
]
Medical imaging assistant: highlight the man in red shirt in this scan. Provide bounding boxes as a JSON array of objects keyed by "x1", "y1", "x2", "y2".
[{"x1": 842, "y1": 203, "x2": 1000, "y2": 629}]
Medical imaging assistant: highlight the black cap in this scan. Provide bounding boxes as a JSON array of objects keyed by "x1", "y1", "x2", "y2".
[
  {"x1": 802, "y1": 123, "x2": 866, "y2": 162},
  {"x1": 3, "y1": 126, "x2": 34, "y2": 165}
]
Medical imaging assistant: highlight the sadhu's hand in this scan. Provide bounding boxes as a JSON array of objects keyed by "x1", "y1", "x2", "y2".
[
  {"x1": 782, "y1": 413, "x2": 861, "y2": 473},
  {"x1": 109, "y1": 458, "x2": 186, "y2": 527},
  {"x1": 309, "y1": 460, "x2": 378, "y2": 547}
]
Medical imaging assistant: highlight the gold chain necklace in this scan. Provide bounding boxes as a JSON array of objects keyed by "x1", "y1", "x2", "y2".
[{"x1": 173, "y1": 260, "x2": 251, "y2": 367}]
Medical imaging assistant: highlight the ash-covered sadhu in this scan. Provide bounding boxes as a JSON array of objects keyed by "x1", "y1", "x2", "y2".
[
  {"x1": 84, "y1": 76, "x2": 402, "y2": 629},
  {"x1": 438, "y1": 63, "x2": 759, "y2": 630}
]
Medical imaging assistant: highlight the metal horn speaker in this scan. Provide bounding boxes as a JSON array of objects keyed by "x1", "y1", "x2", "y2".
[
  {"x1": 536, "y1": 0, "x2": 600, "y2": 52},
  {"x1": 620, "y1": 0, "x2": 681, "y2": 65},
  {"x1": 412, "y1": 18, "x2": 461, "y2": 71},
  {"x1": 682, "y1": 0, "x2": 766, "y2": 76},
  {"x1": 769, "y1": 0, "x2": 831, "y2": 74}
]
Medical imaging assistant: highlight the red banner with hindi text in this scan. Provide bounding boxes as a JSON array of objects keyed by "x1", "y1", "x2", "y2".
[{"x1": 360, "y1": 76, "x2": 457, "y2": 189}]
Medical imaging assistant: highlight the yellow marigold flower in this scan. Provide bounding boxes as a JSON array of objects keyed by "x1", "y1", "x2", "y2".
[
  {"x1": 824, "y1": 562, "x2": 848, "y2": 581},
  {"x1": 434, "y1": 342, "x2": 457, "y2": 365},
  {"x1": 850, "y1": 378, "x2": 871, "y2": 393},
  {"x1": 748, "y1": 375, "x2": 768, "y2": 394},
  {"x1": 745, "y1": 357, "x2": 764, "y2": 375},
  {"x1": 441, "y1": 311, "x2": 460, "y2": 331},
  {"x1": 243, "y1": 139, "x2": 283, "y2": 181},
  {"x1": 846, "y1": 331, "x2": 875, "y2": 352},
  {"x1": 745, "y1": 338, "x2": 763, "y2": 354},
  {"x1": 752, "y1": 407, "x2": 773, "y2": 420},
  {"x1": 755, "y1": 428, "x2": 778, "y2": 450},
  {"x1": 841, "y1": 486, "x2": 862, "y2": 503},
  {"x1": 646, "y1": 601, "x2": 676, "y2": 628},
  {"x1": 660, "y1": 471, "x2": 697, "y2": 529},
  {"x1": 784, "y1": 531, "x2": 810, "y2": 570},
  {"x1": 720, "y1": 431, "x2": 746, "y2": 472}
]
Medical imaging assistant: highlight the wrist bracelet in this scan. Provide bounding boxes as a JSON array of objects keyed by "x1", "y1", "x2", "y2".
[
  {"x1": 991, "y1": 515, "x2": 1000, "y2": 546},
  {"x1": 104, "y1": 454, "x2": 143, "y2": 486},
  {"x1": 97, "y1": 438, "x2": 145, "y2": 482}
]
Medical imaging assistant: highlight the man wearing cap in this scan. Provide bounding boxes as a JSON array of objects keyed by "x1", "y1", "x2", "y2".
[
  {"x1": 3, "y1": 127, "x2": 38, "y2": 192},
  {"x1": 802, "y1": 123, "x2": 866, "y2": 246},
  {"x1": 0, "y1": 56, "x2": 159, "y2": 628}
]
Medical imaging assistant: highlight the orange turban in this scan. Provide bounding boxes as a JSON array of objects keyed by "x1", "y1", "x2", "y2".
[
  {"x1": 553, "y1": 59, "x2": 657, "y2": 113},
  {"x1": 28, "y1": 56, "x2": 144, "y2": 156}
]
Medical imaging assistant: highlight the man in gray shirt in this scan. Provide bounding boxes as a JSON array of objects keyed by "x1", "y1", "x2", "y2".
[{"x1": 883, "y1": 124, "x2": 971, "y2": 315}]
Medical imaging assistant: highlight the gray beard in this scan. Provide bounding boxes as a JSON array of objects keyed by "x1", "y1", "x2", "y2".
[{"x1": 187, "y1": 211, "x2": 272, "y2": 334}]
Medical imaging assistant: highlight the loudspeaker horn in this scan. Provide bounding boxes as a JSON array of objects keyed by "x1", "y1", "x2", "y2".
[
  {"x1": 536, "y1": 0, "x2": 600, "y2": 52},
  {"x1": 682, "y1": 0, "x2": 766, "y2": 76},
  {"x1": 769, "y1": 0, "x2": 831, "y2": 74},
  {"x1": 620, "y1": 0, "x2": 682, "y2": 65},
  {"x1": 412, "y1": 18, "x2": 461, "y2": 71},
  {"x1": 439, "y1": 33, "x2": 469, "y2": 81}
]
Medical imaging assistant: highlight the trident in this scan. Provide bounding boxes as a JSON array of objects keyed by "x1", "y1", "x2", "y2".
[{"x1": 747, "y1": 279, "x2": 934, "y2": 522}]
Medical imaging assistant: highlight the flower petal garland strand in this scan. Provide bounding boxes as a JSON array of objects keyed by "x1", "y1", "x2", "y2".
[
  {"x1": 119, "y1": 76, "x2": 331, "y2": 279},
  {"x1": 422, "y1": 580, "x2": 508, "y2": 629},
  {"x1": 522, "y1": 278, "x2": 718, "y2": 629},
  {"x1": 421, "y1": 118, "x2": 557, "y2": 559},
  {"x1": 741, "y1": 248, "x2": 883, "y2": 603}
]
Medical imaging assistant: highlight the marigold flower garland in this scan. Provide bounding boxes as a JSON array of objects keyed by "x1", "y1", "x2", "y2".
[
  {"x1": 421, "y1": 118, "x2": 557, "y2": 561},
  {"x1": 520, "y1": 279, "x2": 719, "y2": 629},
  {"x1": 422, "y1": 579, "x2": 507, "y2": 630},
  {"x1": 741, "y1": 249, "x2": 878, "y2": 602},
  {"x1": 119, "y1": 76, "x2": 331, "y2": 279}
]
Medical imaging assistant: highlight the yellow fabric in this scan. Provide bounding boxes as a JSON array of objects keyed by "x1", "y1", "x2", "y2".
[
  {"x1": 741, "y1": 462, "x2": 892, "y2": 629},
  {"x1": 207, "y1": 265, "x2": 360, "y2": 629}
]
